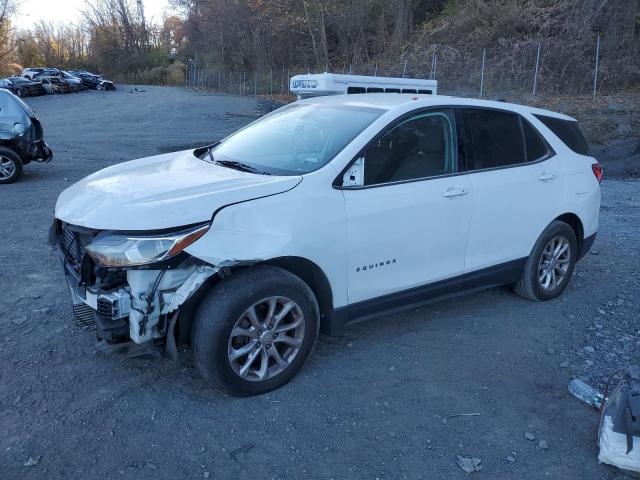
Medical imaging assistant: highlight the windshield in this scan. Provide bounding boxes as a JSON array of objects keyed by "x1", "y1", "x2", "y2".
[{"x1": 209, "y1": 103, "x2": 384, "y2": 175}]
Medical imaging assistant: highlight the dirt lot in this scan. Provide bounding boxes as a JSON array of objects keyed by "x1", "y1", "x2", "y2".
[{"x1": 1, "y1": 86, "x2": 639, "y2": 479}]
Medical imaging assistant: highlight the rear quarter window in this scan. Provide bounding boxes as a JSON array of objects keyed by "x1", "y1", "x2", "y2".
[
  {"x1": 534, "y1": 114, "x2": 590, "y2": 156},
  {"x1": 522, "y1": 119, "x2": 552, "y2": 162}
]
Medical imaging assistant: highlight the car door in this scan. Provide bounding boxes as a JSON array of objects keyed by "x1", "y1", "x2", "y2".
[
  {"x1": 339, "y1": 109, "x2": 472, "y2": 304},
  {"x1": 459, "y1": 107, "x2": 560, "y2": 272}
]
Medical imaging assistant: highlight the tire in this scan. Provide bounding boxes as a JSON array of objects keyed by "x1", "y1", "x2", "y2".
[
  {"x1": 0, "y1": 147, "x2": 23, "y2": 184},
  {"x1": 16, "y1": 88, "x2": 24, "y2": 97},
  {"x1": 514, "y1": 220, "x2": 578, "y2": 301},
  {"x1": 192, "y1": 266, "x2": 320, "y2": 396}
]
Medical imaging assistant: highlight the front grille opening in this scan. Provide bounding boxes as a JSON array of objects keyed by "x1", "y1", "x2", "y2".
[
  {"x1": 60, "y1": 224, "x2": 96, "y2": 275},
  {"x1": 73, "y1": 303, "x2": 96, "y2": 330}
]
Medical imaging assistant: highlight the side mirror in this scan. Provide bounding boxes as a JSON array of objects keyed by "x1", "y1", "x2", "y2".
[{"x1": 342, "y1": 157, "x2": 365, "y2": 187}]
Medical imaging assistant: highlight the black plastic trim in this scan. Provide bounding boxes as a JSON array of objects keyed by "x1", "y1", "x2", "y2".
[
  {"x1": 578, "y1": 233, "x2": 596, "y2": 261},
  {"x1": 329, "y1": 257, "x2": 527, "y2": 331}
]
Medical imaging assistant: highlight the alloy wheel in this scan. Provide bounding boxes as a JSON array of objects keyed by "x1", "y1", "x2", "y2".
[
  {"x1": 0, "y1": 156, "x2": 16, "y2": 180},
  {"x1": 227, "y1": 296, "x2": 305, "y2": 382},
  {"x1": 538, "y1": 235, "x2": 571, "y2": 291}
]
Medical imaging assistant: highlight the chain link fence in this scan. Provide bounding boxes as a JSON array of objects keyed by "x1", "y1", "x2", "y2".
[{"x1": 186, "y1": 34, "x2": 637, "y2": 100}]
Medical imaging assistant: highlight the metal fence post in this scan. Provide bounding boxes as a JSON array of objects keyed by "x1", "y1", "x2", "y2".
[
  {"x1": 480, "y1": 48, "x2": 486, "y2": 97},
  {"x1": 270, "y1": 70, "x2": 273, "y2": 95},
  {"x1": 533, "y1": 41, "x2": 541, "y2": 95},
  {"x1": 374, "y1": 63, "x2": 378, "y2": 76},
  {"x1": 431, "y1": 50, "x2": 438, "y2": 80},
  {"x1": 402, "y1": 59, "x2": 408, "y2": 78},
  {"x1": 593, "y1": 34, "x2": 600, "y2": 98},
  {"x1": 229, "y1": 72, "x2": 232, "y2": 94},
  {"x1": 430, "y1": 49, "x2": 435, "y2": 80}
]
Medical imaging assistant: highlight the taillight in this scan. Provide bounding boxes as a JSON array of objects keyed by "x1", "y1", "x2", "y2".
[{"x1": 592, "y1": 163, "x2": 603, "y2": 183}]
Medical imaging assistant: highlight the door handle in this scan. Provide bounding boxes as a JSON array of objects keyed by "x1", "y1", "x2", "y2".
[
  {"x1": 442, "y1": 187, "x2": 468, "y2": 198},
  {"x1": 537, "y1": 172, "x2": 557, "y2": 181}
]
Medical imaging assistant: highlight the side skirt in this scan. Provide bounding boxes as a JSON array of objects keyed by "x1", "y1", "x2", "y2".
[{"x1": 324, "y1": 258, "x2": 527, "y2": 335}]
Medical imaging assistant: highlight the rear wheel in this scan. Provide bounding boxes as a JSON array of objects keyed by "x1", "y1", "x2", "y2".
[
  {"x1": 192, "y1": 266, "x2": 320, "y2": 396},
  {"x1": 0, "y1": 147, "x2": 23, "y2": 184},
  {"x1": 514, "y1": 221, "x2": 577, "y2": 301}
]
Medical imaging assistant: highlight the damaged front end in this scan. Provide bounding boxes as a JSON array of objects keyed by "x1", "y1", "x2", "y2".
[{"x1": 49, "y1": 220, "x2": 218, "y2": 353}]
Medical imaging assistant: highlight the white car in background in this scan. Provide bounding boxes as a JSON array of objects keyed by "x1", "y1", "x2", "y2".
[
  {"x1": 51, "y1": 94, "x2": 602, "y2": 396},
  {"x1": 21, "y1": 67, "x2": 45, "y2": 80}
]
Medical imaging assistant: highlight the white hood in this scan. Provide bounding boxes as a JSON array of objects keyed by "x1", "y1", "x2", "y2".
[{"x1": 55, "y1": 149, "x2": 302, "y2": 230}]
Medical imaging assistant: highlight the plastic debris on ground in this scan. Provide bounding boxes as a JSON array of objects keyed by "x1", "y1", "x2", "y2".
[
  {"x1": 569, "y1": 366, "x2": 640, "y2": 474},
  {"x1": 456, "y1": 455, "x2": 482, "y2": 473}
]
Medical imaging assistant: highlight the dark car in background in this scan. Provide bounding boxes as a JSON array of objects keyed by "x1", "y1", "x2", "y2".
[
  {"x1": 69, "y1": 70, "x2": 116, "y2": 90},
  {"x1": 0, "y1": 89, "x2": 52, "y2": 183},
  {"x1": 40, "y1": 76, "x2": 74, "y2": 94},
  {"x1": 0, "y1": 77, "x2": 46, "y2": 97}
]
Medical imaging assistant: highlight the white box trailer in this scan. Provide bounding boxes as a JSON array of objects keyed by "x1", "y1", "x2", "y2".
[{"x1": 289, "y1": 73, "x2": 438, "y2": 99}]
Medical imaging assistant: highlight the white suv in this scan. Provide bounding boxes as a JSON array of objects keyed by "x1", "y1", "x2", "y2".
[
  {"x1": 51, "y1": 94, "x2": 601, "y2": 395},
  {"x1": 21, "y1": 68, "x2": 45, "y2": 80}
]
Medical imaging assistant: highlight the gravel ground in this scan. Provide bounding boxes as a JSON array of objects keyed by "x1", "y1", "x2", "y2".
[{"x1": 0, "y1": 86, "x2": 638, "y2": 479}]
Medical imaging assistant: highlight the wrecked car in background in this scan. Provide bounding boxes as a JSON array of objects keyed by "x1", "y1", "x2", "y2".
[
  {"x1": 40, "y1": 76, "x2": 74, "y2": 95},
  {"x1": 58, "y1": 71, "x2": 83, "y2": 91},
  {"x1": 69, "y1": 70, "x2": 116, "y2": 90},
  {"x1": 0, "y1": 89, "x2": 52, "y2": 183},
  {"x1": 21, "y1": 67, "x2": 47, "y2": 80},
  {"x1": 0, "y1": 77, "x2": 46, "y2": 97}
]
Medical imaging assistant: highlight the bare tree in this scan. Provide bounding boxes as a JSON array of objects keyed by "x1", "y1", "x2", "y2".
[{"x1": 0, "y1": 0, "x2": 18, "y2": 69}]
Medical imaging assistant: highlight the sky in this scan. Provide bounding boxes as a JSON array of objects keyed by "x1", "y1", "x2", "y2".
[{"x1": 13, "y1": 0, "x2": 176, "y2": 30}]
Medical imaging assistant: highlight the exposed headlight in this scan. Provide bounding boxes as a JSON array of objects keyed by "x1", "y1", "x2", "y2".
[
  {"x1": 85, "y1": 223, "x2": 210, "y2": 267},
  {"x1": 13, "y1": 123, "x2": 25, "y2": 135}
]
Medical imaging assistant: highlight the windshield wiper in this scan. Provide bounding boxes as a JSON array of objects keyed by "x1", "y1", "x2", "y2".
[{"x1": 214, "y1": 159, "x2": 271, "y2": 175}]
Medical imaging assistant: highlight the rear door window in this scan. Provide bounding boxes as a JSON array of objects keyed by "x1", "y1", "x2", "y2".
[
  {"x1": 534, "y1": 115, "x2": 590, "y2": 156},
  {"x1": 465, "y1": 109, "x2": 526, "y2": 170}
]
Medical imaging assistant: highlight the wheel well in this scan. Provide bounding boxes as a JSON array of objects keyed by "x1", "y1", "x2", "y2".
[
  {"x1": 265, "y1": 256, "x2": 334, "y2": 333},
  {"x1": 555, "y1": 213, "x2": 584, "y2": 254},
  {"x1": 176, "y1": 257, "x2": 336, "y2": 345}
]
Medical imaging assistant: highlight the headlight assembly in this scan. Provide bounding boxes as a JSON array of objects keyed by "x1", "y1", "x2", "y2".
[{"x1": 85, "y1": 223, "x2": 210, "y2": 267}]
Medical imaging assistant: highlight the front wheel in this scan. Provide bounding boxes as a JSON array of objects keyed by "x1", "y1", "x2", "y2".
[
  {"x1": 514, "y1": 221, "x2": 578, "y2": 301},
  {"x1": 0, "y1": 147, "x2": 23, "y2": 184},
  {"x1": 192, "y1": 266, "x2": 320, "y2": 396},
  {"x1": 16, "y1": 88, "x2": 25, "y2": 97}
]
